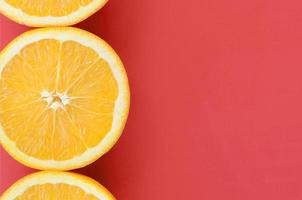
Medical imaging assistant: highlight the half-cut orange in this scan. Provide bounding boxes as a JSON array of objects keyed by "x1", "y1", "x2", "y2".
[
  {"x1": 0, "y1": 0, "x2": 108, "y2": 27},
  {"x1": 0, "y1": 27, "x2": 130, "y2": 170},
  {"x1": 1, "y1": 171, "x2": 116, "y2": 200}
]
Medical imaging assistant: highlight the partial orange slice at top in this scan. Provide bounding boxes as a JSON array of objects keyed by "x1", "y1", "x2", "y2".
[
  {"x1": 0, "y1": 0, "x2": 108, "y2": 27},
  {"x1": 0, "y1": 27, "x2": 130, "y2": 170}
]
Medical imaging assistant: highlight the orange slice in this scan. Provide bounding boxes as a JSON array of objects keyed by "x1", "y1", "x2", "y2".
[
  {"x1": 1, "y1": 171, "x2": 116, "y2": 200},
  {"x1": 0, "y1": 0, "x2": 108, "y2": 27},
  {"x1": 0, "y1": 27, "x2": 130, "y2": 170}
]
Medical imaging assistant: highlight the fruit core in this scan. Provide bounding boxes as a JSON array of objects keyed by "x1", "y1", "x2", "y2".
[{"x1": 41, "y1": 90, "x2": 70, "y2": 110}]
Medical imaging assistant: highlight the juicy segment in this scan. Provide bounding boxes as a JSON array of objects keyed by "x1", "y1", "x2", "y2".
[
  {"x1": 0, "y1": 39, "x2": 118, "y2": 161},
  {"x1": 4, "y1": 0, "x2": 93, "y2": 17},
  {"x1": 14, "y1": 183, "x2": 99, "y2": 200}
]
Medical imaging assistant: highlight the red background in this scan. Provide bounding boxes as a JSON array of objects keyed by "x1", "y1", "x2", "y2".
[{"x1": 1, "y1": 0, "x2": 302, "y2": 199}]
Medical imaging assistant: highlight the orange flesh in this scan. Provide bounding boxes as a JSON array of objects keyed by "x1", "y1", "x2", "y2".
[
  {"x1": 0, "y1": 39, "x2": 118, "y2": 161},
  {"x1": 4, "y1": 0, "x2": 93, "y2": 17},
  {"x1": 14, "y1": 183, "x2": 99, "y2": 200}
]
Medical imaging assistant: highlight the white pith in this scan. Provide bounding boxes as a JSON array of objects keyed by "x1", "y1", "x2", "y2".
[{"x1": 41, "y1": 90, "x2": 70, "y2": 110}]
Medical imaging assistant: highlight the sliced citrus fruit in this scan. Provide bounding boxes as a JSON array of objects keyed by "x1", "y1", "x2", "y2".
[
  {"x1": 0, "y1": 27, "x2": 130, "y2": 170},
  {"x1": 1, "y1": 171, "x2": 116, "y2": 200},
  {"x1": 0, "y1": 0, "x2": 108, "y2": 27}
]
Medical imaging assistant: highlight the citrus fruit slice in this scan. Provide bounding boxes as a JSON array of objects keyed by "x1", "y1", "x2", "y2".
[
  {"x1": 0, "y1": 0, "x2": 108, "y2": 27},
  {"x1": 1, "y1": 171, "x2": 116, "y2": 200},
  {"x1": 0, "y1": 27, "x2": 130, "y2": 170}
]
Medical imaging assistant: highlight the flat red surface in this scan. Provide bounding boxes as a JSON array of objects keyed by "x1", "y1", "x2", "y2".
[{"x1": 1, "y1": 0, "x2": 302, "y2": 199}]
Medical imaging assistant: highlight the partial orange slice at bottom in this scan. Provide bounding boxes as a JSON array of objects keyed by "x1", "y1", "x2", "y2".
[{"x1": 1, "y1": 171, "x2": 115, "y2": 200}]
